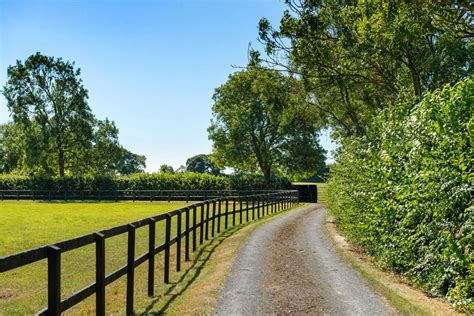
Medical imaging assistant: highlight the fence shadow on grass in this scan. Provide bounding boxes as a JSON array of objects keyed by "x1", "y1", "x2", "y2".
[{"x1": 140, "y1": 227, "x2": 240, "y2": 315}]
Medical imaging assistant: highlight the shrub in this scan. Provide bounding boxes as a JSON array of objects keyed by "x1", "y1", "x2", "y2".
[
  {"x1": 328, "y1": 77, "x2": 473, "y2": 311},
  {"x1": 0, "y1": 172, "x2": 291, "y2": 191}
]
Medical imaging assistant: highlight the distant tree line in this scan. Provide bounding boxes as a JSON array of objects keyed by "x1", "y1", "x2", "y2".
[
  {"x1": 158, "y1": 154, "x2": 222, "y2": 175},
  {"x1": 0, "y1": 53, "x2": 146, "y2": 176}
]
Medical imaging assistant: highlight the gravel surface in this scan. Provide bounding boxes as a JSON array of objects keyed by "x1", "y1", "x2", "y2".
[{"x1": 215, "y1": 204, "x2": 392, "y2": 315}]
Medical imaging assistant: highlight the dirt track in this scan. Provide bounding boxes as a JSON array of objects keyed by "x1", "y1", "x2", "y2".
[{"x1": 215, "y1": 204, "x2": 392, "y2": 315}]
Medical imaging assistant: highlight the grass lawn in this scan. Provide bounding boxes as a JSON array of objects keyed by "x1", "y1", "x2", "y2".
[
  {"x1": 0, "y1": 201, "x2": 190, "y2": 256},
  {"x1": 0, "y1": 200, "x2": 261, "y2": 314},
  {"x1": 0, "y1": 201, "x2": 190, "y2": 314}
]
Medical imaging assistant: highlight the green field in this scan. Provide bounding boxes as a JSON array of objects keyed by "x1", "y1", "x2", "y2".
[
  {"x1": 0, "y1": 200, "x2": 256, "y2": 314},
  {"x1": 0, "y1": 201, "x2": 190, "y2": 256}
]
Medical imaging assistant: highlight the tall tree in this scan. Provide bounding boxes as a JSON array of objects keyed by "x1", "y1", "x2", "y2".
[
  {"x1": 186, "y1": 154, "x2": 220, "y2": 175},
  {"x1": 2, "y1": 53, "x2": 95, "y2": 176},
  {"x1": 208, "y1": 66, "x2": 326, "y2": 183},
  {"x1": 257, "y1": 1, "x2": 473, "y2": 137}
]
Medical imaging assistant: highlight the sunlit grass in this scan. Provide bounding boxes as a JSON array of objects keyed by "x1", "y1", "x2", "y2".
[
  {"x1": 0, "y1": 200, "x2": 263, "y2": 314},
  {"x1": 0, "y1": 201, "x2": 189, "y2": 314}
]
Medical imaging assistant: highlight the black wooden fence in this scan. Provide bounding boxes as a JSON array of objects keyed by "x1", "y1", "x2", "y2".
[
  {"x1": 0, "y1": 190, "x2": 299, "y2": 315},
  {"x1": 0, "y1": 189, "x2": 280, "y2": 202}
]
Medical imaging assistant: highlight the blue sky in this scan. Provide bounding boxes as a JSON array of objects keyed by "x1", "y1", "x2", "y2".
[{"x1": 0, "y1": 0, "x2": 336, "y2": 172}]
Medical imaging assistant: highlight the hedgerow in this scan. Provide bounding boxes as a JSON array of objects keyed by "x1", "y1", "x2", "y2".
[
  {"x1": 328, "y1": 77, "x2": 473, "y2": 311},
  {"x1": 0, "y1": 172, "x2": 291, "y2": 191}
]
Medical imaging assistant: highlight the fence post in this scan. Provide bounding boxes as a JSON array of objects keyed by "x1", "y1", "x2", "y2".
[
  {"x1": 48, "y1": 245, "x2": 61, "y2": 316},
  {"x1": 95, "y1": 233, "x2": 106, "y2": 316},
  {"x1": 185, "y1": 208, "x2": 190, "y2": 261},
  {"x1": 262, "y1": 193, "x2": 268, "y2": 217},
  {"x1": 225, "y1": 199, "x2": 229, "y2": 229},
  {"x1": 224, "y1": 197, "x2": 229, "y2": 230},
  {"x1": 176, "y1": 211, "x2": 182, "y2": 272},
  {"x1": 211, "y1": 201, "x2": 216, "y2": 238},
  {"x1": 232, "y1": 198, "x2": 236, "y2": 226},
  {"x1": 192, "y1": 205, "x2": 197, "y2": 251},
  {"x1": 239, "y1": 198, "x2": 243, "y2": 224},
  {"x1": 270, "y1": 194, "x2": 273, "y2": 214},
  {"x1": 200, "y1": 205, "x2": 204, "y2": 245},
  {"x1": 245, "y1": 198, "x2": 249, "y2": 222},
  {"x1": 217, "y1": 200, "x2": 221, "y2": 233},
  {"x1": 126, "y1": 224, "x2": 136, "y2": 316},
  {"x1": 267, "y1": 194, "x2": 270, "y2": 214},
  {"x1": 257, "y1": 196, "x2": 261, "y2": 219},
  {"x1": 164, "y1": 215, "x2": 171, "y2": 283},
  {"x1": 205, "y1": 202, "x2": 210, "y2": 241},
  {"x1": 148, "y1": 219, "x2": 156, "y2": 297},
  {"x1": 252, "y1": 196, "x2": 255, "y2": 220}
]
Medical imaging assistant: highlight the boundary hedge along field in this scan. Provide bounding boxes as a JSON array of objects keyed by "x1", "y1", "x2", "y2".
[
  {"x1": 328, "y1": 78, "x2": 473, "y2": 312},
  {"x1": 0, "y1": 172, "x2": 291, "y2": 191}
]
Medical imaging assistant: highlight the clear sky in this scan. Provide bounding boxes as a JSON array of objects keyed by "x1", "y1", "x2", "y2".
[{"x1": 0, "y1": 0, "x2": 336, "y2": 172}]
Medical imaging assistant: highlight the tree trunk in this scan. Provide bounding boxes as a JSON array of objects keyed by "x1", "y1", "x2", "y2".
[
  {"x1": 58, "y1": 149, "x2": 65, "y2": 177},
  {"x1": 407, "y1": 61, "x2": 422, "y2": 97},
  {"x1": 262, "y1": 165, "x2": 272, "y2": 187}
]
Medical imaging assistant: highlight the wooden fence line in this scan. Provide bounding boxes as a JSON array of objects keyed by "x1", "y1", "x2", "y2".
[{"x1": 0, "y1": 190, "x2": 299, "y2": 315}]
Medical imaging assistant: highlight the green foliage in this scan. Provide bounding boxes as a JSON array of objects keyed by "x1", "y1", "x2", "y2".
[
  {"x1": 3, "y1": 53, "x2": 95, "y2": 176},
  {"x1": 1, "y1": 53, "x2": 146, "y2": 176},
  {"x1": 186, "y1": 154, "x2": 220, "y2": 175},
  {"x1": 258, "y1": 1, "x2": 472, "y2": 137},
  {"x1": 117, "y1": 149, "x2": 146, "y2": 175},
  {"x1": 0, "y1": 172, "x2": 291, "y2": 191},
  {"x1": 208, "y1": 65, "x2": 326, "y2": 183},
  {"x1": 159, "y1": 164, "x2": 175, "y2": 174},
  {"x1": 328, "y1": 78, "x2": 473, "y2": 311}
]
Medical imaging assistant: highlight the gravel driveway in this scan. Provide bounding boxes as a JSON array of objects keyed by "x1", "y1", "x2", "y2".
[{"x1": 215, "y1": 204, "x2": 393, "y2": 315}]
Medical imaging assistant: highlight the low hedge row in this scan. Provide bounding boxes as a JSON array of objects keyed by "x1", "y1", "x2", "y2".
[
  {"x1": 328, "y1": 78, "x2": 473, "y2": 311},
  {"x1": 0, "y1": 172, "x2": 291, "y2": 191}
]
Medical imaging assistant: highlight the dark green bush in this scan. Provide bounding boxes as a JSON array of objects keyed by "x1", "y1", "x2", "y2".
[
  {"x1": 0, "y1": 172, "x2": 291, "y2": 191},
  {"x1": 328, "y1": 77, "x2": 473, "y2": 311}
]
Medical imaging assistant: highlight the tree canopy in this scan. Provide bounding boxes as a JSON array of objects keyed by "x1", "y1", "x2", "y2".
[
  {"x1": 159, "y1": 164, "x2": 175, "y2": 174},
  {"x1": 1, "y1": 53, "x2": 145, "y2": 176},
  {"x1": 208, "y1": 65, "x2": 326, "y2": 183},
  {"x1": 186, "y1": 154, "x2": 220, "y2": 175},
  {"x1": 257, "y1": 1, "x2": 473, "y2": 137}
]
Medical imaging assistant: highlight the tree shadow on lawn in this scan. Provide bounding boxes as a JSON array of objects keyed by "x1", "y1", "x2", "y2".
[{"x1": 140, "y1": 227, "x2": 240, "y2": 315}]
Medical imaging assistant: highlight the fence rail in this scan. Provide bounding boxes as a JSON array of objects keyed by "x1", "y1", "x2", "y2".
[
  {"x1": 0, "y1": 189, "x2": 282, "y2": 202},
  {"x1": 0, "y1": 190, "x2": 299, "y2": 315}
]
